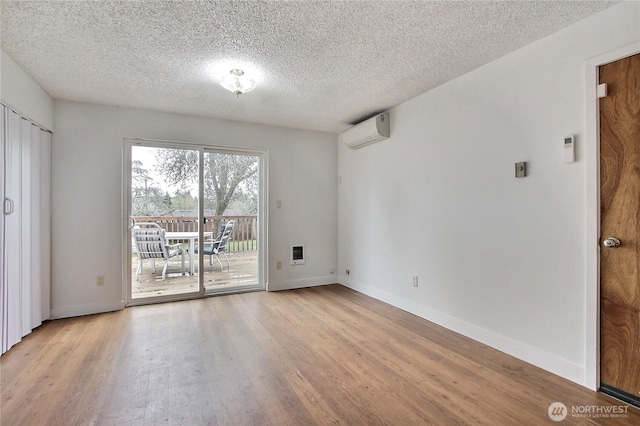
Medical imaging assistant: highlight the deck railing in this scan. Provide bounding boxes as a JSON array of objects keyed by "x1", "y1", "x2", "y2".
[{"x1": 134, "y1": 215, "x2": 257, "y2": 252}]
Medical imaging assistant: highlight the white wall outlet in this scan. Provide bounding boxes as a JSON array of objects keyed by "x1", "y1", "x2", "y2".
[
  {"x1": 97, "y1": 275, "x2": 105, "y2": 286},
  {"x1": 276, "y1": 261, "x2": 282, "y2": 270},
  {"x1": 412, "y1": 276, "x2": 419, "y2": 287}
]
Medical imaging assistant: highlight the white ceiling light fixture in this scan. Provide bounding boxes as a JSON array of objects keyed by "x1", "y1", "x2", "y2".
[{"x1": 220, "y1": 69, "x2": 256, "y2": 97}]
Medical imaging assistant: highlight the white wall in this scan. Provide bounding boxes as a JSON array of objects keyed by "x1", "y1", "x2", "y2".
[
  {"x1": 338, "y1": 1, "x2": 640, "y2": 388},
  {"x1": 1, "y1": 50, "x2": 54, "y2": 131},
  {"x1": 51, "y1": 101, "x2": 338, "y2": 318}
]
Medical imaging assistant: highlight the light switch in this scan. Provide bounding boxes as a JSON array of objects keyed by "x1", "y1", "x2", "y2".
[{"x1": 515, "y1": 162, "x2": 527, "y2": 178}]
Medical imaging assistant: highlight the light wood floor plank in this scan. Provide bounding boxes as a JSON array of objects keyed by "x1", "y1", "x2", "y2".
[{"x1": 2, "y1": 285, "x2": 639, "y2": 425}]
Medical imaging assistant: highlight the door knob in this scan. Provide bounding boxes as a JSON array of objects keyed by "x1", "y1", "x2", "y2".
[{"x1": 603, "y1": 237, "x2": 621, "y2": 247}]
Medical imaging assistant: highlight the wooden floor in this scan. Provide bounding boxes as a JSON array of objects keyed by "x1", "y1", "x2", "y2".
[{"x1": 1, "y1": 285, "x2": 638, "y2": 425}]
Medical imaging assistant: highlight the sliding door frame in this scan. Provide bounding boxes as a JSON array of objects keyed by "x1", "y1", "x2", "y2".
[{"x1": 122, "y1": 137, "x2": 268, "y2": 307}]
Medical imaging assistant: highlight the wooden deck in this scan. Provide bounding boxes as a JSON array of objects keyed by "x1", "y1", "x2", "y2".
[{"x1": 132, "y1": 250, "x2": 259, "y2": 298}]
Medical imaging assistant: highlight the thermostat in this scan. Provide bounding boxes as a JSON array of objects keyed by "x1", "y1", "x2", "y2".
[
  {"x1": 564, "y1": 135, "x2": 575, "y2": 163},
  {"x1": 291, "y1": 245, "x2": 305, "y2": 265}
]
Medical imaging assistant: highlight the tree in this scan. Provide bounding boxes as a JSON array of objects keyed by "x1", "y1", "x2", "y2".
[
  {"x1": 154, "y1": 150, "x2": 258, "y2": 215},
  {"x1": 172, "y1": 189, "x2": 198, "y2": 211},
  {"x1": 131, "y1": 160, "x2": 172, "y2": 215}
]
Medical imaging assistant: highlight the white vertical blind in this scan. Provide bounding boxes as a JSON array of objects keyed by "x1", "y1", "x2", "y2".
[
  {"x1": 4, "y1": 108, "x2": 23, "y2": 351},
  {"x1": 39, "y1": 131, "x2": 51, "y2": 322},
  {"x1": 20, "y1": 118, "x2": 33, "y2": 338},
  {"x1": 1, "y1": 105, "x2": 51, "y2": 354},
  {"x1": 0, "y1": 107, "x2": 5, "y2": 354},
  {"x1": 30, "y1": 123, "x2": 42, "y2": 330}
]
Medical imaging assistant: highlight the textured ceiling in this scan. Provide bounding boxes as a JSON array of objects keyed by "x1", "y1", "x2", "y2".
[{"x1": 1, "y1": 1, "x2": 618, "y2": 133}]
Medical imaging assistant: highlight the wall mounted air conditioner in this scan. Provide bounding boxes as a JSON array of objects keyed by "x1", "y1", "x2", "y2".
[{"x1": 341, "y1": 113, "x2": 390, "y2": 149}]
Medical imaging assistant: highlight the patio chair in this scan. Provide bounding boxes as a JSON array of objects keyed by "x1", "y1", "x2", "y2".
[
  {"x1": 198, "y1": 220, "x2": 235, "y2": 271},
  {"x1": 132, "y1": 222, "x2": 185, "y2": 280}
]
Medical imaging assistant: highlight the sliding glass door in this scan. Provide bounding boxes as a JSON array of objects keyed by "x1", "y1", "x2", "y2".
[
  {"x1": 127, "y1": 142, "x2": 202, "y2": 302},
  {"x1": 202, "y1": 149, "x2": 261, "y2": 294},
  {"x1": 123, "y1": 139, "x2": 265, "y2": 305}
]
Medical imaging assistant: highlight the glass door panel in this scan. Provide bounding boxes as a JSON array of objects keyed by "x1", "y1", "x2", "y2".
[
  {"x1": 202, "y1": 150, "x2": 261, "y2": 294},
  {"x1": 129, "y1": 144, "x2": 202, "y2": 300}
]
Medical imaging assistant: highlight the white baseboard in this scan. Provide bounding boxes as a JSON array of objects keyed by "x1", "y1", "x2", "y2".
[
  {"x1": 269, "y1": 275, "x2": 337, "y2": 292},
  {"x1": 49, "y1": 300, "x2": 125, "y2": 319},
  {"x1": 340, "y1": 277, "x2": 585, "y2": 387}
]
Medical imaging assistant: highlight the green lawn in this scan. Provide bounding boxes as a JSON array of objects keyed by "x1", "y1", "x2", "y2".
[{"x1": 228, "y1": 239, "x2": 258, "y2": 252}]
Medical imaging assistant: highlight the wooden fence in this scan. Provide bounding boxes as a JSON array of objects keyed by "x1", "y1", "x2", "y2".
[{"x1": 134, "y1": 215, "x2": 257, "y2": 252}]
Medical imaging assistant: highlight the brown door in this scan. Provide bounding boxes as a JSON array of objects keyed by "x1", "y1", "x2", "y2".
[{"x1": 600, "y1": 53, "x2": 640, "y2": 406}]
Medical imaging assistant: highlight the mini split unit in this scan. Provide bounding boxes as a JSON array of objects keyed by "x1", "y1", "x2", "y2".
[{"x1": 341, "y1": 112, "x2": 390, "y2": 149}]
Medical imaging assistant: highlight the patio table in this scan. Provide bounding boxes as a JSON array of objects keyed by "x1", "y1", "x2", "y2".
[{"x1": 165, "y1": 231, "x2": 213, "y2": 275}]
